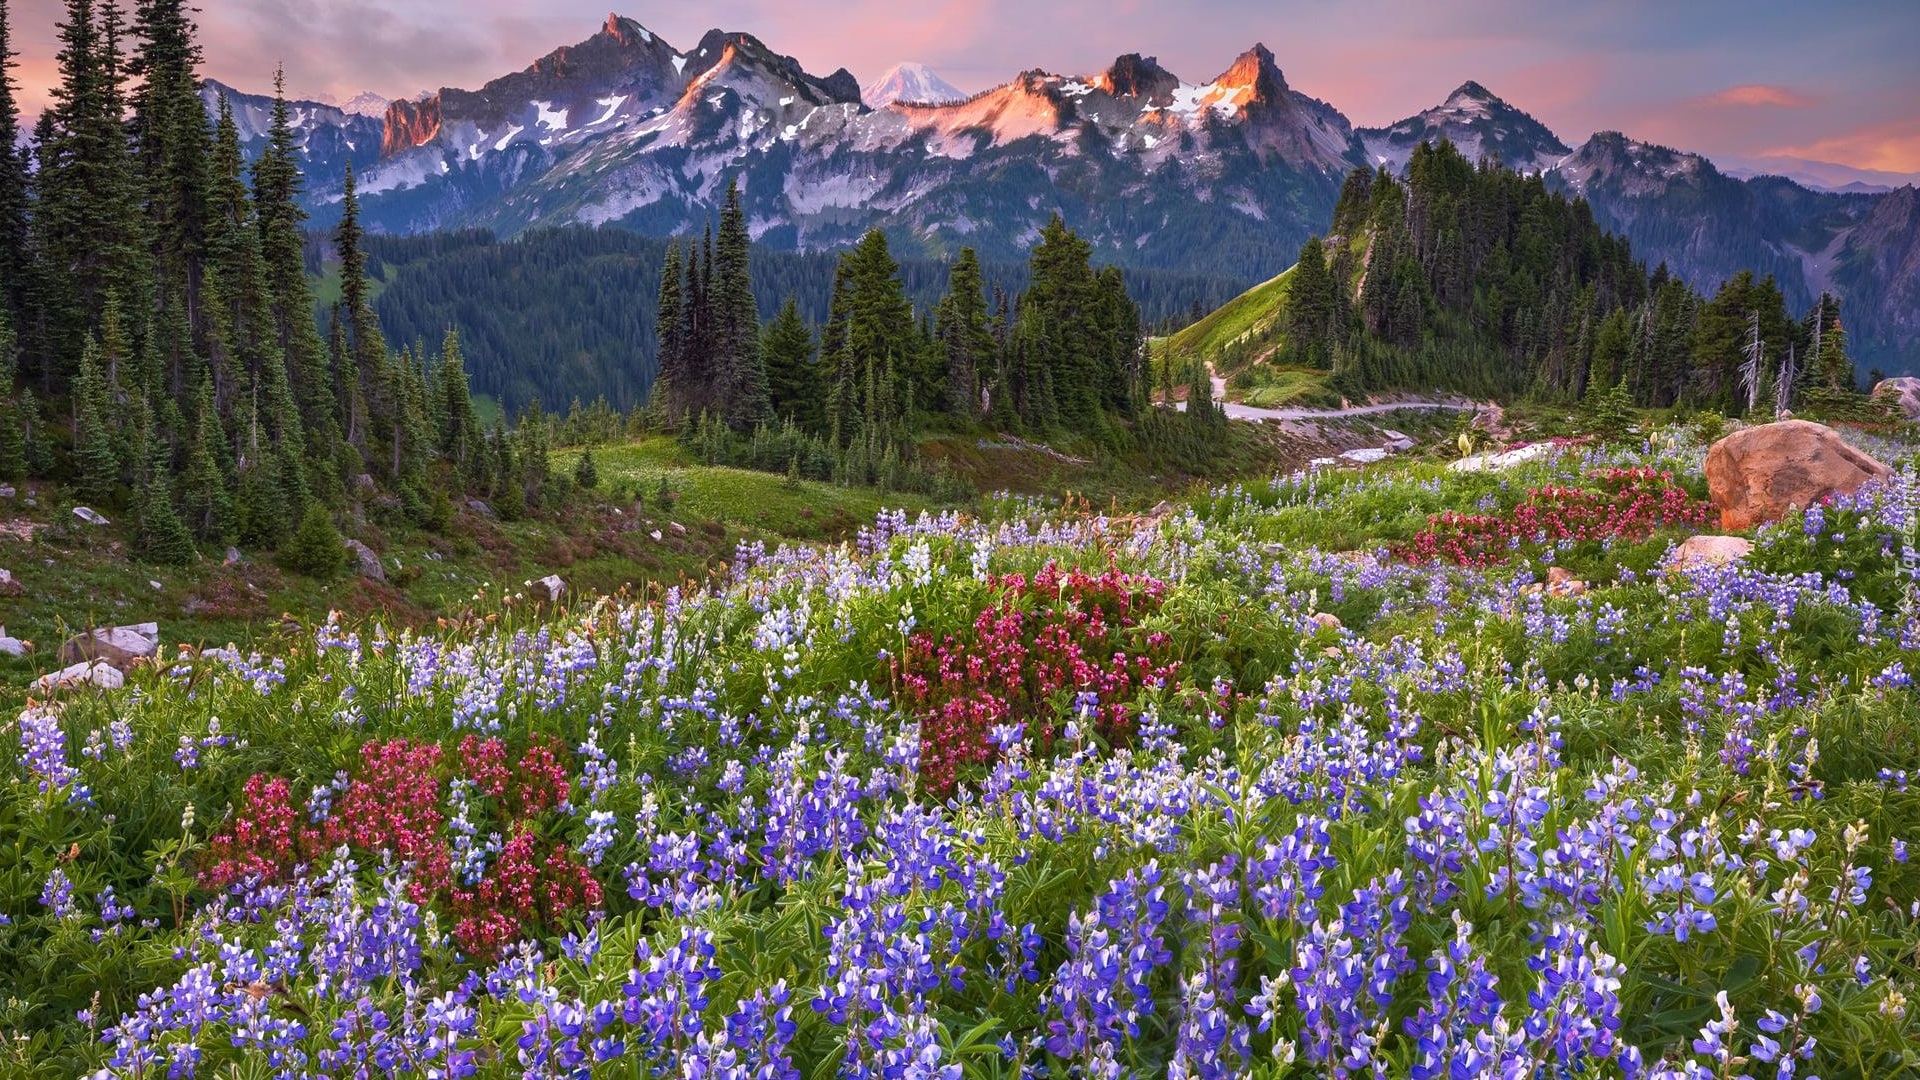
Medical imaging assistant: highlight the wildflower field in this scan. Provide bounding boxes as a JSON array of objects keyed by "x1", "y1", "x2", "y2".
[{"x1": 6, "y1": 426, "x2": 1920, "y2": 1080}]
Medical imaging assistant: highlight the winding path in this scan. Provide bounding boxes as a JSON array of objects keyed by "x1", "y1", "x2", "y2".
[{"x1": 1176, "y1": 376, "x2": 1480, "y2": 423}]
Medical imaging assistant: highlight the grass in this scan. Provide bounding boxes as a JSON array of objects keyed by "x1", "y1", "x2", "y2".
[
  {"x1": 1157, "y1": 265, "x2": 1293, "y2": 369},
  {"x1": 551, "y1": 438, "x2": 937, "y2": 541},
  {"x1": 1232, "y1": 366, "x2": 1341, "y2": 409}
]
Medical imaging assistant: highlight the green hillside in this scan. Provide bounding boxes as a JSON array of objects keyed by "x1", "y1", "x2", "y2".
[{"x1": 1160, "y1": 265, "x2": 1293, "y2": 371}]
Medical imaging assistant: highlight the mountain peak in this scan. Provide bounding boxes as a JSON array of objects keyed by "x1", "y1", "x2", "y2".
[
  {"x1": 863, "y1": 62, "x2": 965, "y2": 108},
  {"x1": 1095, "y1": 54, "x2": 1178, "y2": 103},
  {"x1": 1449, "y1": 80, "x2": 1496, "y2": 103},
  {"x1": 598, "y1": 13, "x2": 655, "y2": 46},
  {"x1": 1214, "y1": 43, "x2": 1288, "y2": 105}
]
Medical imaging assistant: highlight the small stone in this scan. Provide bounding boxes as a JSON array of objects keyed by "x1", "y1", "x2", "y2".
[
  {"x1": 466, "y1": 498, "x2": 498, "y2": 520},
  {"x1": 0, "y1": 483, "x2": 14, "y2": 498},
  {"x1": 224, "y1": 547, "x2": 243, "y2": 566},
  {"x1": 669, "y1": 521, "x2": 687, "y2": 535},
  {"x1": 650, "y1": 529, "x2": 664, "y2": 541},
  {"x1": 1309, "y1": 612, "x2": 1342, "y2": 631},
  {"x1": 0, "y1": 635, "x2": 25, "y2": 657},
  {"x1": 73, "y1": 506, "x2": 110, "y2": 526},
  {"x1": 535, "y1": 574, "x2": 566, "y2": 603}
]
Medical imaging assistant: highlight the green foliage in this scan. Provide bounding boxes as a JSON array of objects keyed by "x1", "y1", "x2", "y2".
[
  {"x1": 277, "y1": 502, "x2": 345, "y2": 577},
  {"x1": 572, "y1": 446, "x2": 598, "y2": 490}
]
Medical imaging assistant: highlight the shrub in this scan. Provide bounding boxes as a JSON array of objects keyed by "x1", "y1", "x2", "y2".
[{"x1": 277, "y1": 503, "x2": 347, "y2": 577}]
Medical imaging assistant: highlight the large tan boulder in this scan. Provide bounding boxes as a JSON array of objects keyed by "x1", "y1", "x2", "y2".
[
  {"x1": 1705, "y1": 420, "x2": 1891, "y2": 531},
  {"x1": 59, "y1": 622, "x2": 159, "y2": 671},
  {"x1": 1671, "y1": 535, "x2": 1755, "y2": 571},
  {"x1": 1873, "y1": 377, "x2": 1920, "y2": 421}
]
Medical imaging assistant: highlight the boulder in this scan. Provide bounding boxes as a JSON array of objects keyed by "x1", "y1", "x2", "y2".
[
  {"x1": 0, "y1": 626, "x2": 25, "y2": 656},
  {"x1": 59, "y1": 622, "x2": 159, "y2": 670},
  {"x1": 73, "y1": 506, "x2": 110, "y2": 526},
  {"x1": 1705, "y1": 420, "x2": 1891, "y2": 531},
  {"x1": 467, "y1": 498, "x2": 498, "y2": 520},
  {"x1": 1381, "y1": 430, "x2": 1417, "y2": 453},
  {"x1": 1309, "y1": 612, "x2": 1342, "y2": 632},
  {"x1": 224, "y1": 547, "x2": 244, "y2": 566},
  {"x1": 1671, "y1": 535, "x2": 1755, "y2": 571},
  {"x1": 535, "y1": 574, "x2": 566, "y2": 603},
  {"x1": 0, "y1": 567, "x2": 18, "y2": 596},
  {"x1": 1873, "y1": 376, "x2": 1920, "y2": 421},
  {"x1": 0, "y1": 483, "x2": 14, "y2": 498},
  {"x1": 32, "y1": 660, "x2": 123, "y2": 692},
  {"x1": 344, "y1": 539, "x2": 386, "y2": 583},
  {"x1": 1545, "y1": 566, "x2": 1588, "y2": 597}
]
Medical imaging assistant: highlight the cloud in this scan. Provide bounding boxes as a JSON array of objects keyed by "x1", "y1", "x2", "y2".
[
  {"x1": 1769, "y1": 118, "x2": 1920, "y2": 175},
  {"x1": 1696, "y1": 84, "x2": 1815, "y2": 109}
]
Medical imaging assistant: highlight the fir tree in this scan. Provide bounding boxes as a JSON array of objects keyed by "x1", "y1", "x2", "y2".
[
  {"x1": 573, "y1": 446, "x2": 598, "y2": 490},
  {"x1": 935, "y1": 248, "x2": 994, "y2": 421},
  {"x1": 73, "y1": 339, "x2": 121, "y2": 503},
  {"x1": 135, "y1": 435, "x2": 194, "y2": 563},
  {"x1": 712, "y1": 179, "x2": 769, "y2": 429},
  {"x1": 762, "y1": 297, "x2": 819, "y2": 430},
  {"x1": 279, "y1": 502, "x2": 345, "y2": 577},
  {"x1": 179, "y1": 377, "x2": 235, "y2": 542},
  {"x1": 653, "y1": 240, "x2": 686, "y2": 420},
  {"x1": 0, "y1": 0, "x2": 31, "y2": 329}
]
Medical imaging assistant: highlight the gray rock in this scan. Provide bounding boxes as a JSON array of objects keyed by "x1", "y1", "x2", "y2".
[
  {"x1": 59, "y1": 622, "x2": 160, "y2": 670},
  {"x1": 535, "y1": 574, "x2": 566, "y2": 603},
  {"x1": 467, "y1": 498, "x2": 498, "y2": 520},
  {"x1": 32, "y1": 661, "x2": 123, "y2": 692},
  {"x1": 344, "y1": 539, "x2": 386, "y2": 583},
  {"x1": 0, "y1": 635, "x2": 25, "y2": 657},
  {"x1": 1339, "y1": 448, "x2": 1392, "y2": 464},
  {"x1": 73, "y1": 506, "x2": 110, "y2": 526},
  {"x1": 224, "y1": 547, "x2": 243, "y2": 566},
  {"x1": 0, "y1": 483, "x2": 14, "y2": 498}
]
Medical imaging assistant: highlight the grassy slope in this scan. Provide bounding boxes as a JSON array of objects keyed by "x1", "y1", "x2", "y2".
[{"x1": 1159, "y1": 266, "x2": 1293, "y2": 370}]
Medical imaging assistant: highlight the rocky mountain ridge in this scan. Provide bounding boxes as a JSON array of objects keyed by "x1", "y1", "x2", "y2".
[{"x1": 202, "y1": 11, "x2": 1918, "y2": 369}]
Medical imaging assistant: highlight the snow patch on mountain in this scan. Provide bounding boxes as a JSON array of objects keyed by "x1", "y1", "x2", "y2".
[{"x1": 342, "y1": 91, "x2": 391, "y2": 118}]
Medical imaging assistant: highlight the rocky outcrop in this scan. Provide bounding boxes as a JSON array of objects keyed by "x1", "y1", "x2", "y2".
[
  {"x1": 381, "y1": 96, "x2": 443, "y2": 156},
  {"x1": 1705, "y1": 420, "x2": 1891, "y2": 531}
]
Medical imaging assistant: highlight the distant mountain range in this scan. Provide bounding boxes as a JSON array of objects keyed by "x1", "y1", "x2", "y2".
[{"x1": 199, "y1": 11, "x2": 1920, "y2": 371}]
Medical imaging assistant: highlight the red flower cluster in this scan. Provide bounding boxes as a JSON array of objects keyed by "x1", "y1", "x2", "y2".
[
  {"x1": 896, "y1": 563, "x2": 1178, "y2": 795},
  {"x1": 200, "y1": 735, "x2": 598, "y2": 958},
  {"x1": 1402, "y1": 467, "x2": 1710, "y2": 567},
  {"x1": 447, "y1": 826, "x2": 600, "y2": 957}
]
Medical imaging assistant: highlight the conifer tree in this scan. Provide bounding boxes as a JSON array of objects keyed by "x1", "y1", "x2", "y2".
[
  {"x1": 935, "y1": 249, "x2": 994, "y2": 421},
  {"x1": 0, "y1": 0, "x2": 30, "y2": 329},
  {"x1": 0, "y1": 308, "x2": 23, "y2": 479},
  {"x1": 435, "y1": 329, "x2": 481, "y2": 487},
  {"x1": 72, "y1": 340, "x2": 120, "y2": 503},
  {"x1": 336, "y1": 164, "x2": 387, "y2": 463},
  {"x1": 573, "y1": 447, "x2": 598, "y2": 490},
  {"x1": 180, "y1": 377, "x2": 235, "y2": 542},
  {"x1": 653, "y1": 240, "x2": 685, "y2": 419},
  {"x1": 136, "y1": 434, "x2": 194, "y2": 563},
  {"x1": 762, "y1": 297, "x2": 819, "y2": 430},
  {"x1": 712, "y1": 180, "x2": 769, "y2": 429}
]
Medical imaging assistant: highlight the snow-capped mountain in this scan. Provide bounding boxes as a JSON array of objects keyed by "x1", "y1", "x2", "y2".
[
  {"x1": 341, "y1": 91, "x2": 392, "y2": 119},
  {"x1": 1357, "y1": 81, "x2": 1569, "y2": 175},
  {"x1": 862, "y1": 63, "x2": 965, "y2": 107},
  {"x1": 209, "y1": 12, "x2": 1917, "y2": 367}
]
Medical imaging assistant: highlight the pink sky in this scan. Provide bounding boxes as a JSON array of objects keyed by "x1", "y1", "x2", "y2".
[{"x1": 8, "y1": 0, "x2": 1919, "y2": 177}]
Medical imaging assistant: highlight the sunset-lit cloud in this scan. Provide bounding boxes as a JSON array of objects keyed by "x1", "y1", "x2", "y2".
[
  {"x1": 1697, "y1": 84, "x2": 1815, "y2": 109},
  {"x1": 4, "y1": 0, "x2": 1916, "y2": 178},
  {"x1": 1770, "y1": 119, "x2": 1920, "y2": 176}
]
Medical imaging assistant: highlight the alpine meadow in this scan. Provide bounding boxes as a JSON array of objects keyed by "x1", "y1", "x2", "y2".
[{"x1": 4, "y1": 2, "x2": 1920, "y2": 1079}]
